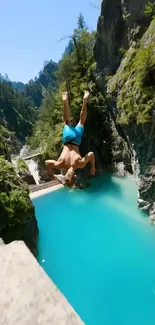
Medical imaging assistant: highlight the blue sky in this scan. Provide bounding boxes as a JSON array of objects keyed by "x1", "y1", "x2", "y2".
[{"x1": 0, "y1": 0, "x2": 100, "y2": 83}]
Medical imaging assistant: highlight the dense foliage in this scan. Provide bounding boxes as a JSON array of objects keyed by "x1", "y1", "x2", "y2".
[
  {"x1": 0, "y1": 156, "x2": 38, "y2": 255},
  {"x1": 108, "y1": 19, "x2": 155, "y2": 125},
  {"x1": 144, "y1": 1, "x2": 155, "y2": 18},
  {"x1": 11, "y1": 81, "x2": 25, "y2": 91},
  {"x1": 0, "y1": 157, "x2": 34, "y2": 228},
  {"x1": 17, "y1": 158, "x2": 29, "y2": 172},
  {"x1": 0, "y1": 126, "x2": 11, "y2": 160},
  {"x1": 0, "y1": 77, "x2": 37, "y2": 142},
  {"x1": 22, "y1": 60, "x2": 58, "y2": 107},
  {"x1": 0, "y1": 75, "x2": 38, "y2": 253},
  {"x1": 0, "y1": 60, "x2": 58, "y2": 154},
  {"x1": 28, "y1": 15, "x2": 105, "y2": 158}
]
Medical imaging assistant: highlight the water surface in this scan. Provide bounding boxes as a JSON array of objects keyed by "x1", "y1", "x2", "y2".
[{"x1": 33, "y1": 175, "x2": 155, "y2": 325}]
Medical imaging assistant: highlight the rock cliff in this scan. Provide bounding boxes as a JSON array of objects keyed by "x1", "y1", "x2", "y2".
[
  {"x1": 94, "y1": 0, "x2": 155, "y2": 219},
  {"x1": 94, "y1": 0, "x2": 152, "y2": 88},
  {"x1": 0, "y1": 157, "x2": 38, "y2": 255}
]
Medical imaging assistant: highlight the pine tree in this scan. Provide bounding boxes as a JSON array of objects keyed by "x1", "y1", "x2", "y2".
[{"x1": 77, "y1": 13, "x2": 86, "y2": 30}]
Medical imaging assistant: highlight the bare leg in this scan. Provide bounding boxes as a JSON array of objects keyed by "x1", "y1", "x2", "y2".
[
  {"x1": 62, "y1": 91, "x2": 70, "y2": 124},
  {"x1": 79, "y1": 91, "x2": 90, "y2": 126},
  {"x1": 45, "y1": 160, "x2": 55, "y2": 180}
]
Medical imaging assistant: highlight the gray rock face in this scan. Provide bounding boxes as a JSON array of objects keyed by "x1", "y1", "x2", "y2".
[
  {"x1": 94, "y1": 0, "x2": 125, "y2": 82},
  {"x1": 37, "y1": 158, "x2": 51, "y2": 183},
  {"x1": 7, "y1": 134, "x2": 23, "y2": 155},
  {"x1": 19, "y1": 170, "x2": 36, "y2": 185},
  {"x1": 71, "y1": 109, "x2": 114, "y2": 188},
  {"x1": 75, "y1": 110, "x2": 131, "y2": 188},
  {"x1": 1, "y1": 213, "x2": 38, "y2": 257},
  {"x1": 122, "y1": 123, "x2": 155, "y2": 215},
  {"x1": 0, "y1": 192, "x2": 38, "y2": 256},
  {"x1": 94, "y1": 2, "x2": 155, "y2": 217},
  {"x1": 74, "y1": 168, "x2": 91, "y2": 189},
  {"x1": 94, "y1": 0, "x2": 153, "y2": 91}
]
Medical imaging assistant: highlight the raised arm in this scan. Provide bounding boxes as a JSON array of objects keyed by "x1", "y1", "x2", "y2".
[
  {"x1": 45, "y1": 160, "x2": 63, "y2": 180},
  {"x1": 62, "y1": 92, "x2": 70, "y2": 125},
  {"x1": 78, "y1": 152, "x2": 95, "y2": 175},
  {"x1": 79, "y1": 91, "x2": 89, "y2": 126}
]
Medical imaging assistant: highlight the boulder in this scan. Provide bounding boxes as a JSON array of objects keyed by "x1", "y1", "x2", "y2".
[{"x1": 19, "y1": 171, "x2": 36, "y2": 185}]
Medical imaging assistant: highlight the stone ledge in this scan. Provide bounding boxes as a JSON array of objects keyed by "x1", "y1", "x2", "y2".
[
  {"x1": 0, "y1": 241, "x2": 84, "y2": 325},
  {"x1": 29, "y1": 179, "x2": 60, "y2": 193}
]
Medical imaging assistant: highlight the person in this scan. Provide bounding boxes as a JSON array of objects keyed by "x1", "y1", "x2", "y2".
[{"x1": 45, "y1": 91, "x2": 95, "y2": 187}]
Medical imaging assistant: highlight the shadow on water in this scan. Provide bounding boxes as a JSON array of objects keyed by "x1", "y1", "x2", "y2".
[
  {"x1": 86, "y1": 173, "x2": 124, "y2": 197},
  {"x1": 89, "y1": 173, "x2": 150, "y2": 222}
]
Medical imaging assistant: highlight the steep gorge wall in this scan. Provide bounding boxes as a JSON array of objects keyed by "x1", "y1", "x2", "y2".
[
  {"x1": 94, "y1": 0, "x2": 155, "y2": 219},
  {"x1": 94, "y1": 0, "x2": 152, "y2": 88}
]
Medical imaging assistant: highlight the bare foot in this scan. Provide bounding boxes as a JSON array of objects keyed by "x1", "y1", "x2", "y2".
[
  {"x1": 83, "y1": 91, "x2": 90, "y2": 100},
  {"x1": 62, "y1": 91, "x2": 68, "y2": 101}
]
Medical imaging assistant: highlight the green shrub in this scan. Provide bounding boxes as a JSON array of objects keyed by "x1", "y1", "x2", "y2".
[
  {"x1": 0, "y1": 157, "x2": 34, "y2": 227},
  {"x1": 144, "y1": 2, "x2": 155, "y2": 18},
  {"x1": 119, "y1": 47, "x2": 127, "y2": 58},
  {"x1": 110, "y1": 43, "x2": 155, "y2": 124},
  {"x1": 17, "y1": 158, "x2": 29, "y2": 172}
]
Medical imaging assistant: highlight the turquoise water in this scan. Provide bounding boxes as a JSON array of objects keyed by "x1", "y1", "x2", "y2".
[{"x1": 33, "y1": 175, "x2": 155, "y2": 325}]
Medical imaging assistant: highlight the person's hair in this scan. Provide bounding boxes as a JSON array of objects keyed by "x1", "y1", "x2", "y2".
[{"x1": 64, "y1": 172, "x2": 76, "y2": 188}]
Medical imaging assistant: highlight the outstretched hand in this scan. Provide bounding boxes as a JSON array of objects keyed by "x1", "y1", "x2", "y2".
[
  {"x1": 83, "y1": 91, "x2": 90, "y2": 100},
  {"x1": 62, "y1": 91, "x2": 68, "y2": 101}
]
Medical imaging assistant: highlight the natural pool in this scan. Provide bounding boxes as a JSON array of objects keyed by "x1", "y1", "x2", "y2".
[{"x1": 33, "y1": 174, "x2": 155, "y2": 325}]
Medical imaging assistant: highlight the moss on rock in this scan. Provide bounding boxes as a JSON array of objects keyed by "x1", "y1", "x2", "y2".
[
  {"x1": 0, "y1": 157, "x2": 38, "y2": 255},
  {"x1": 108, "y1": 19, "x2": 155, "y2": 125}
]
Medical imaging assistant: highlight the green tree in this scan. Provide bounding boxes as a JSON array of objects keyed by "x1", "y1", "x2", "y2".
[
  {"x1": 63, "y1": 40, "x2": 74, "y2": 56},
  {"x1": 0, "y1": 157, "x2": 34, "y2": 227},
  {"x1": 77, "y1": 13, "x2": 86, "y2": 30},
  {"x1": 0, "y1": 157, "x2": 38, "y2": 255},
  {"x1": 23, "y1": 60, "x2": 58, "y2": 107},
  {"x1": 144, "y1": 1, "x2": 155, "y2": 18},
  {"x1": 0, "y1": 79, "x2": 37, "y2": 143}
]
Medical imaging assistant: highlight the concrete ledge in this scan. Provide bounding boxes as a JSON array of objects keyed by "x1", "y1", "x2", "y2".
[
  {"x1": 30, "y1": 184, "x2": 63, "y2": 199},
  {"x1": 29, "y1": 179, "x2": 61, "y2": 193},
  {"x1": 0, "y1": 241, "x2": 84, "y2": 325}
]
